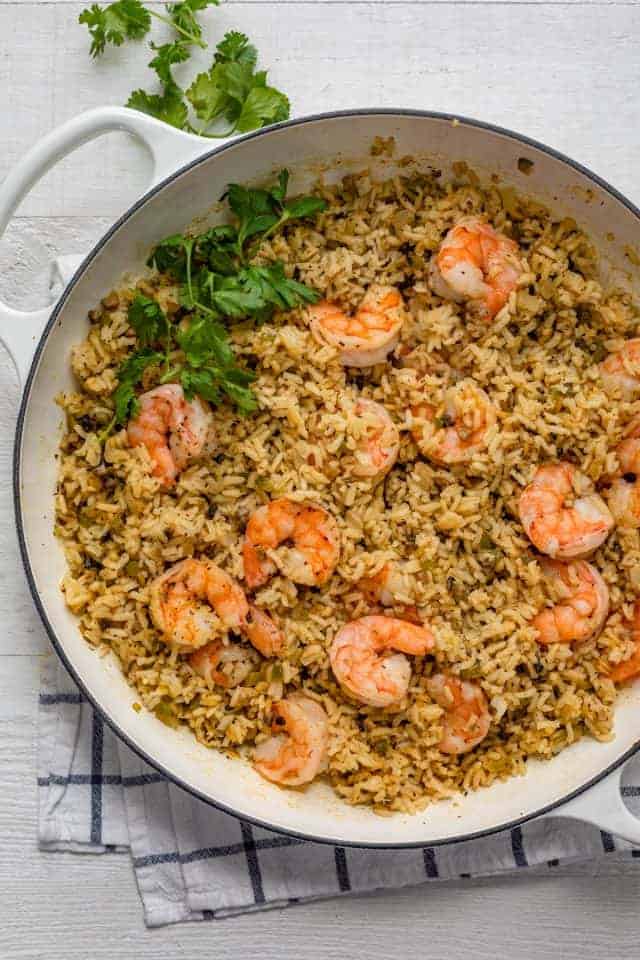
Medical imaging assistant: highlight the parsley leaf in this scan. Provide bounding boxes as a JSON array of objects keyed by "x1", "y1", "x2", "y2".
[{"x1": 79, "y1": 0, "x2": 151, "y2": 57}]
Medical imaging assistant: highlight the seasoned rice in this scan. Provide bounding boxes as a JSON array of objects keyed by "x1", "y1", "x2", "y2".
[{"x1": 54, "y1": 166, "x2": 640, "y2": 813}]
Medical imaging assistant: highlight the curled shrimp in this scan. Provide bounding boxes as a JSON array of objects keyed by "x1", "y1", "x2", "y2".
[
  {"x1": 412, "y1": 378, "x2": 497, "y2": 464},
  {"x1": 330, "y1": 615, "x2": 435, "y2": 708},
  {"x1": 601, "y1": 339, "x2": 640, "y2": 398},
  {"x1": 607, "y1": 415, "x2": 640, "y2": 527},
  {"x1": 189, "y1": 639, "x2": 259, "y2": 688},
  {"x1": 243, "y1": 498, "x2": 340, "y2": 590},
  {"x1": 532, "y1": 559, "x2": 609, "y2": 645},
  {"x1": 347, "y1": 398, "x2": 400, "y2": 479},
  {"x1": 253, "y1": 693, "x2": 329, "y2": 787},
  {"x1": 426, "y1": 673, "x2": 491, "y2": 755},
  {"x1": 127, "y1": 384, "x2": 213, "y2": 487},
  {"x1": 429, "y1": 217, "x2": 524, "y2": 322},
  {"x1": 519, "y1": 462, "x2": 614, "y2": 559},
  {"x1": 244, "y1": 604, "x2": 286, "y2": 658},
  {"x1": 149, "y1": 559, "x2": 283, "y2": 655},
  {"x1": 307, "y1": 285, "x2": 405, "y2": 367},
  {"x1": 608, "y1": 602, "x2": 640, "y2": 684},
  {"x1": 358, "y1": 562, "x2": 421, "y2": 622},
  {"x1": 359, "y1": 563, "x2": 411, "y2": 607}
]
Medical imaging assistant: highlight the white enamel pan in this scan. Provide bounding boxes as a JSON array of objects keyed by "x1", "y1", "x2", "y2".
[{"x1": 3, "y1": 107, "x2": 640, "y2": 847}]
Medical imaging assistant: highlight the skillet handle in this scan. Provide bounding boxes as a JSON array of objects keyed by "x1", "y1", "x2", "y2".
[
  {"x1": 541, "y1": 761, "x2": 640, "y2": 845},
  {"x1": 0, "y1": 106, "x2": 210, "y2": 384}
]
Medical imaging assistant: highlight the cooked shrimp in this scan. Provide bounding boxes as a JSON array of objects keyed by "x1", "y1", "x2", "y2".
[
  {"x1": 608, "y1": 602, "x2": 640, "y2": 684},
  {"x1": 150, "y1": 559, "x2": 282, "y2": 656},
  {"x1": 601, "y1": 339, "x2": 640, "y2": 398},
  {"x1": 189, "y1": 639, "x2": 258, "y2": 688},
  {"x1": 253, "y1": 694, "x2": 329, "y2": 787},
  {"x1": 244, "y1": 604, "x2": 286, "y2": 658},
  {"x1": 127, "y1": 384, "x2": 213, "y2": 487},
  {"x1": 429, "y1": 217, "x2": 524, "y2": 322},
  {"x1": 348, "y1": 398, "x2": 400, "y2": 479},
  {"x1": 308, "y1": 285, "x2": 405, "y2": 367},
  {"x1": 359, "y1": 563, "x2": 421, "y2": 622},
  {"x1": 607, "y1": 415, "x2": 640, "y2": 527},
  {"x1": 518, "y1": 462, "x2": 614, "y2": 559},
  {"x1": 532, "y1": 559, "x2": 609, "y2": 645},
  {"x1": 411, "y1": 378, "x2": 496, "y2": 464},
  {"x1": 150, "y1": 559, "x2": 248, "y2": 651},
  {"x1": 330, "y1": 615, "x2": 435, "y2": 708},
  {"x1": 243, "y1": 498, "x2": 340, "y2": 589},
  {"x1": 359, "y1": 563, "x2": 409, "y2": 607},
  {"x1": 426, "y1": 673, "x2": 491, "y2": 754}
]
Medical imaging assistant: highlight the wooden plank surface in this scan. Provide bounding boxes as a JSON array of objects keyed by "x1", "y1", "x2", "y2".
[
  {"x1": 2, "y1": 3, "x2": 640, "y2": 219},
  {"x1": 3, "y1": 0, "x2": 640, "y2": 955}
]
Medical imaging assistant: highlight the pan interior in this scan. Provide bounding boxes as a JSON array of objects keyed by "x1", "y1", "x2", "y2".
[{"x1": 16, "y1": 111, "x2": 640, "y2": 846}]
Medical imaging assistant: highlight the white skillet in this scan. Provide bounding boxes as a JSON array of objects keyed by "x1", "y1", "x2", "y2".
[{"x1": 2, "y1": 107, "x2": 640, "y2": 847}]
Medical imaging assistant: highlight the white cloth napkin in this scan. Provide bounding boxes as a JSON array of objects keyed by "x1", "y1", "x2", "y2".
[{"x1": 38, "y1": 258, "x2": 640, "y2": 927}]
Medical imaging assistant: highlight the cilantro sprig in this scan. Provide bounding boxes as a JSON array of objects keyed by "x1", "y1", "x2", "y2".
[
  {"x1": 148, "y1": 169, "x2": 326, "y2": 323},
  {"x1": 108, "y1": 295, "x2": 256, "y2": 433},
  {"x1": 79, "y1": 0, "x2": 210, "y2": 57},
  {"x1": 186, "y1": 33, "x2": 289, "y2": 136},
  {"x1": 79, "y1": 0, "x2": 291, "y2": 137},
  {"x1": 103, "y1": 169, "x2": 326, "y2": 438}
]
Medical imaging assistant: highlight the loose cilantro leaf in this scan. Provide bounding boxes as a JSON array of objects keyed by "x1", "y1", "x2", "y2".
[
  {"x1": 126, "y1": 87, "x2": 188, "y2": 129},
  {"x1": 105, "y1": 170, "x2": 325, "y2": 434},
  {"x1": 186, "y1": 68, "x2": 231, "y2": 126},
  {"x1": 127, "y1": 294, "x2": 168, "y2": 346},
  {"x1": 177, "y1": 315, "x2": 257, "y2": 413},
  {"x1": 235, "y1": 86, "x2": 290, "y2": 133},
  {"x1": 167, "y1": 0, "x2": 218, "y2": 46},
  {"x1": 185, "y1": 30, "x2": 289, "y2": 136},
  {"x1": 177, "y1": 313, "x2": 234, "y2": 367},
  {"x1": 113, "y1": 348, "x2": 163, "y2": 423},
  {"x1": 151, "y1": 169, "x2": 326, "y2": 323},
  {"x1": 214, "y1": 30, "x2": 257, "y2": 67},
  {"x1": 81, "y1": 0, "x2": 292, "y2": 140},
  {"x1": 79, "y1": 0, "x2": 151, "y2": 57},
  {"x1": 284, "y1": 196, "x2": 327, "y2": 220},
  {"x1": 269, "y1": 169, "x2": 289, "y2": 206},
  {"x1": 147, "y1": 234, "x2": 195, "y2": 279},
  {"x1": 148, "y1": 41, "x2": 190, "y2": 87},
  {"x1": 195, "y1": 225, "x2": 238, "y2": 275},
  {"x1": 180, "y1": 367, "x2": 256, "y2": 414}
]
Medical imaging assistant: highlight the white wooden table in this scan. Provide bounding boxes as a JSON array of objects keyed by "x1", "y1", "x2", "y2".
[{"x1": 2, "y1": 0, "x2": 640, "y2": 954}]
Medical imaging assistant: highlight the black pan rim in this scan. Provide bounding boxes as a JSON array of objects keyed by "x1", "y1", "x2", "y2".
[{"x1": 13, "y1": 106, "x2": 640, "y2": 849}]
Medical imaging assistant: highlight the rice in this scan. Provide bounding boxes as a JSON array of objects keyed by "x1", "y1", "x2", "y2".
[{"x1": 54, "y1": 166, "x2": 640, "y2": 814}]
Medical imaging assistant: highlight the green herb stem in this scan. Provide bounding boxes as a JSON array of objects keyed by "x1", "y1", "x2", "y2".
[{"x1": 147, "y1": 8, "x2": 205, "y2": 46}]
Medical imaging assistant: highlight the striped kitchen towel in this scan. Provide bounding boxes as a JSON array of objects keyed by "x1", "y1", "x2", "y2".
[{"x1": 38, "y1": 652, "x2": 640, "y2": 927}]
